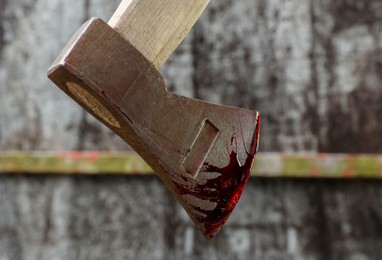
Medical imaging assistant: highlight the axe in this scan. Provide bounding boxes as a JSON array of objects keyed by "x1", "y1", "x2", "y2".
[{"x1": 48, "y1": 0, "x2": 260, "y2": 239}]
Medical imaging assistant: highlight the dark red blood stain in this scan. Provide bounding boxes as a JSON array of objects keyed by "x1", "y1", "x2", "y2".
[{"x1": 176, "y1": 115, "x2": 260, "y2": 240}]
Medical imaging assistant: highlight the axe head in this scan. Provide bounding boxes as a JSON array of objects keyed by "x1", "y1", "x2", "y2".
[{"x1": 48, "y1": 18, "x2": 260, "y2": 239}]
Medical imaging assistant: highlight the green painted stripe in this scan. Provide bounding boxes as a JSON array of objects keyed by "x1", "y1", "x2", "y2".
[
  {"x1": 252, "y1": 153, "x2": 382, "y2": 178},
  {"x1": 0, "y1": 152, "x2": 153, "y2": 175},
  {"x1": 0, "y1": 152, "x2": 381, "y2": 178}
]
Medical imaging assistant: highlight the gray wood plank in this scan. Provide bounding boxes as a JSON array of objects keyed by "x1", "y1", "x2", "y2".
[
  {"x1": 0, "y1": 0, "x2": 382, "y2": 259},
  {"x1": 312, "y1": 0, "x2": 382, "y2": 153},
  {"x1": 193, "y1": 0, "x2": 318, "y2": 152},
  {"x1": 0, "y1": 0, "x2": 86, "y2": 150}
]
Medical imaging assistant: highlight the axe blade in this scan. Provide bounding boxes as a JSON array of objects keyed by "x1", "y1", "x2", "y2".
[{"x1": 48, "y1": 18, "x2": 260, "y2": 239}]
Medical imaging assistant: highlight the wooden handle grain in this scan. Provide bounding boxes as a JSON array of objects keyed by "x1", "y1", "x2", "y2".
[{"x1": 108, "y1": 0, "x2": 210, "y2": 68}]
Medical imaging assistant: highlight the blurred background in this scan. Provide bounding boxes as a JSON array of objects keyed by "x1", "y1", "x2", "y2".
[{"x1": 0, "y1": 0, "x2": 382, "y2": 259}]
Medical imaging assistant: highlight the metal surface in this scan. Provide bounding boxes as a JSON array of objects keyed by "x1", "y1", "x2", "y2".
[{"x1": 48, "y1": 18, "x2": 260, "y2": 239}]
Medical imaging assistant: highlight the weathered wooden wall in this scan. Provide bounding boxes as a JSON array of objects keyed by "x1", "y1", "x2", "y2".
[{"x1": 0, "y1": 0, "x2": 382, "y2": 259}]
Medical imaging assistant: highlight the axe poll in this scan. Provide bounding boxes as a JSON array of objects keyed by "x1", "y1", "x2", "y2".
[{"x1": 48, "y1": 0, "x2": 260, "y2": 239}]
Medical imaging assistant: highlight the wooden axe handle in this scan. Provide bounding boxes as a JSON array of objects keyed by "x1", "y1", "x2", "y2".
[{"x1": 108, "y1": 0, "x2": 210, "y2": 68}]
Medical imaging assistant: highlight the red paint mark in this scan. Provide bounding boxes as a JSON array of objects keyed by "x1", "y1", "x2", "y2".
[
  {"x1": 176, "y1": 115, "x2": 260, "y2": 239},
  {"x1": 11, "y1": 163, "x2": 18, "y2": 172},
  {"x1": 57, "y1": 151, "x2": 84, "y2": 161},
  {"x1": 311, "y1": 167, "x2": 319, "y2": 177},
  {"x1": 57, "y1": 151, "x2": 101, "y2": 163},
  {"x1": 342, "y1": 157, "x2": 355, "y2": 178},
  {"x1": 342, "y1": 167, "x2": 354, "y2": 178},
  {"x1": 86, "y1": 152, "x2": 100, "y2": 162},
  {"x1": 317, "y1": 154, "x2": 326, "y2": 160}
]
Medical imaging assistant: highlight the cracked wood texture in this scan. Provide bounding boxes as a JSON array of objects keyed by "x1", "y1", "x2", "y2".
[{"x1": 0, "y1": 0, "x2": 382, "y2": 259}]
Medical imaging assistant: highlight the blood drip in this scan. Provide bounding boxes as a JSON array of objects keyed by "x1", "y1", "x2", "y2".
[{"x1": 176, "y1": 115, "x2": 260, "y2": 239}]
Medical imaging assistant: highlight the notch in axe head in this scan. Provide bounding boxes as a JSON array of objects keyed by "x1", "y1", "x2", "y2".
[{"x1": 48, "y1": 0, "x2": 260, "y2": 239}]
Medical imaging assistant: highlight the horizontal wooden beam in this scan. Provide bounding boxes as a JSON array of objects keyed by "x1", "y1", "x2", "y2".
[{"x1": 0, "y1": 151, "x2": 381, "y2": 178}]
